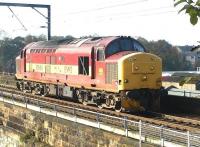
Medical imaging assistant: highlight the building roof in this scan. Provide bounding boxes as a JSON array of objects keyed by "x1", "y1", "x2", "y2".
[
  {"x1": 191, "y1": 45, "x2": 200, "y2": 52},
  {"x1": 162, "y1": 72, "x2": 200, "y2": 84}
]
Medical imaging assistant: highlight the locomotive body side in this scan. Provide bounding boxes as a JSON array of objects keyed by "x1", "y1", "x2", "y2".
[{"x1": 15, "y1": 36, "x2": 162, "y2": 112}]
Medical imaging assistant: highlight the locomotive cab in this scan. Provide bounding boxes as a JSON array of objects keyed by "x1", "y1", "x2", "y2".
[
  {"x1": 92, "y1": 37, "x2": 162, "y2": 111},
  {"x1": 117, "y1": 52, "x2": 162, "y2": 111},
  {"x1": 98, "y1": 37, "x2": 162, "y2": 111},
  {"x1": 16, "y1": 49, "x2": 27, "y2": 79}
]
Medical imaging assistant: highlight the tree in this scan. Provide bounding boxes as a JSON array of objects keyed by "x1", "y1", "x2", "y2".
[
  {"x1": 24, "y1": 35, "x2": 46, "y2": 44},
  {"x1": 0, "y1": 35, "x2": 46, "y2": 72},
  {"x1": 51, "y1": 35, "x2": 74, "y2": 41},
  {"x1": 174, "y1": 0, "x2": 200, "y2": 25}
]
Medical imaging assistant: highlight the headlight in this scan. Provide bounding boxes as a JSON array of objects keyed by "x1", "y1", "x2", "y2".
[
  {"x1": 135, "y1": 66, "x2": 139, "y2": 70},
  {"x1": 142, "y1": 75, "x2": 147, "y2": 81},
  {"x1": 124, "y1": 79, "x2": 129, "y2": 83}
]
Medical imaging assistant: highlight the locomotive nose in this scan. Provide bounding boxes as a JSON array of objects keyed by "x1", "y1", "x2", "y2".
[{"x1": 117, "y1": 52, "x2": 162, "y2": 91}]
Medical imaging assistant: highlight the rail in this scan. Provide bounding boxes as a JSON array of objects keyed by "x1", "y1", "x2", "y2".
[{"x1": 0, "y1": 91, "x2": 200, "y2": 147}]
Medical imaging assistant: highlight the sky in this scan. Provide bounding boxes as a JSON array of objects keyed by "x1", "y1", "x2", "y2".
[{"x1": 0, "y1": 0, "x2": 199, "y2": 46}]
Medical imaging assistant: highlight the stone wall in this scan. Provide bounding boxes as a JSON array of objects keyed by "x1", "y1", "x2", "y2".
[
  {"x1": 0, "y1": 101, "x2": 154, "y2": 147},
  {"x1": 0, "y1": 128, "x2": 21, "y2": 147}
]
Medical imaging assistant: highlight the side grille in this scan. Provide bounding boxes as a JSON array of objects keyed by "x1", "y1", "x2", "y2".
[{"x1": 106, "y1": 63, "x2": 118, "y2": 84}]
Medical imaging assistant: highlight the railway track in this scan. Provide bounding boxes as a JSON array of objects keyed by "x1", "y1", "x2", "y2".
[{"x1": 0, "y1": 83, "x2": 200, "y2": 134}]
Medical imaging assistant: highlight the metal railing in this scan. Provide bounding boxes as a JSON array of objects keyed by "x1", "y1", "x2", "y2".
[
  {"x1": 0, "y1": 91, "x2": 200, "y2": 147},
  {"x1": 0, "y1": 72, "x2": 15, "y2": 76},
  {"x1": 168, "y1": 88, "x2": 200, "y2": 98}
]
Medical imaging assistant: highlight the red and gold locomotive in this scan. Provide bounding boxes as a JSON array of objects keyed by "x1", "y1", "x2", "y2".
[{"x1": 15, "y1": 36, "x2": 162, "y2": 112}]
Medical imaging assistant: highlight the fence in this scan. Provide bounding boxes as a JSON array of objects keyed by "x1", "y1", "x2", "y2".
[
  {"x1": 0, "y1": 90, "x2": 200, "y2": 147},
  {"x1": 168, "y1": 88, "x2": 200, "y2": 98},
  {"x1": 0, "y1": 72, "x2": 15, "y2": 76}
]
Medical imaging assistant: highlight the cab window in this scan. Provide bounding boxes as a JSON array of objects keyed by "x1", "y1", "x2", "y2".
[
  {"x1": 105, "y1": 38, "x2": 145, "y2": 57},
  {"x1": 97, "y1": 49, "x2": 105, "y2": 61}
]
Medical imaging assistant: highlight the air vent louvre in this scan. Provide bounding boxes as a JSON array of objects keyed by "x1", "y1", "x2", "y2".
[{"x1": 106, "y1": 63, "x2": 118, "y2": 84}]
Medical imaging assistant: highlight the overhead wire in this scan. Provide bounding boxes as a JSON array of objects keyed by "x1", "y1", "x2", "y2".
[
  {"x1": 93, "y1": 10, "x2": 176, "y2": 23},
  {"x1": 51, "y1": 0, "x2": 175, "y2": 24},
  {"x1": 95, "y1": 5, "x2": 175, "y2": 21},
  {"x1": 8, "y1": 6, "x2": 28, "y2": 31},
  {"x1": 32, "y1": 7, "x2": 47, "y2": 19},
  {"x1": 67, "y1": 0, "x2": 148, "y2": 15},
  {"x1": 98, "y1": 5, "x2": 174, "y2": 18},
  {"x1": 61, "y1": 4, "x2": 176, "y2": 24},
  {"x1": 139, "y1": 10, "x2": 176, "y2": 16}
]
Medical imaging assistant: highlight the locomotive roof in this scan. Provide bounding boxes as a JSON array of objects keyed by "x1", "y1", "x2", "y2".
[
  {"x1": 25, "y1": 36, "x2": 144, "y2": 50},
  {"x1": 25, "y1": 36, "x2": 146, "y2": 56}
]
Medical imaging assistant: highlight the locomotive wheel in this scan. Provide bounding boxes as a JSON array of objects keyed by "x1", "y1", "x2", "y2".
[
  {"x1": 106, "y1": 95, "x2": 115, "y2": 108},
  {"x1": 32, "y1": 89, "x2": 36, "y2": 95},
  {"x1": 96, "y1": 100, "x2": 103, "y2": 109},
  {"x1": 115, "y1": 101, "x2": 122, "y2": 112},
  {"x1": 106, "y1": 98, "x2": 111, "y2": 106},
  {"x1": 97, "y1": 104, "x2": 103, "y2": 109},
  {"x1": 83, "y1": 101, "x2": 88, "y2": 106},
  {"x1": 82, "y1": 92, "x2": 88, "y2": 105},
  {"x1": 96, "y1": 95, "x2": 103, "y2": 109},
  {"x1": 76, "y1": 90, "x2": 87, "y2": 105},
  {"x1": 41, "y1": 86, "x2": 50, "y2": 97}
]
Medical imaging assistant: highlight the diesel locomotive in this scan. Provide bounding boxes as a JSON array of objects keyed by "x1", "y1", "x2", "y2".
[{"x1": 15, "y1": 36, "x2": 162, "y2": 112}]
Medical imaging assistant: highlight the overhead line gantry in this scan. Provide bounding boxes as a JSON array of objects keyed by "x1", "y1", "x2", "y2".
[{"x1": 0, "y1": 2, "x2": 51, "y2": 40}]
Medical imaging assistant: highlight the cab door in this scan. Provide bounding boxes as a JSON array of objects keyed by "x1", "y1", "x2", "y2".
[
  {"x1": 91, "y1": 48, "x2": 95, "y2": 79},
  {"x1": 95, "y1": 48, "x2": 105, "y2": 85},
  {"x1": 23, "y1": 49, "x2": 27, "y2": 72}
]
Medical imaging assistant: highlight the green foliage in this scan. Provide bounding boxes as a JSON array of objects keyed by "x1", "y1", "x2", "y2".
[
  {"x1": 20, "y1": 130, "x2": 36, "y2": 143},
  {"x1": 0, "y1": 35, "x2": 46, "y2": 72},
  {"x1": 51, "y1": 35, "x2": 74, "y2": 41},
  {"x1": 174, "y1": 0, "x2": 200, "y2": 25},
  {"x1": 20, "y1": 129, "x2": 51, "y2": 146}
]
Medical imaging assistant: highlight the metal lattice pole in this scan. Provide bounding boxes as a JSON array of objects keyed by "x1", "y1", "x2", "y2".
[
  {"x1": 160, "y1": 125, "x2": 164, "y2": 147},
  {"x1": 124, "y1": 116, "x2": 128, "y2": 137},
  {"x1": 187, "y1": 131, "x2": 190, "y2": 147},
  {"x1": 0, "y1": 2, "x2": 51, "y2": 40},
  {"x1": 139, "y1": 120, "x2": 142, "y2": 147}
]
